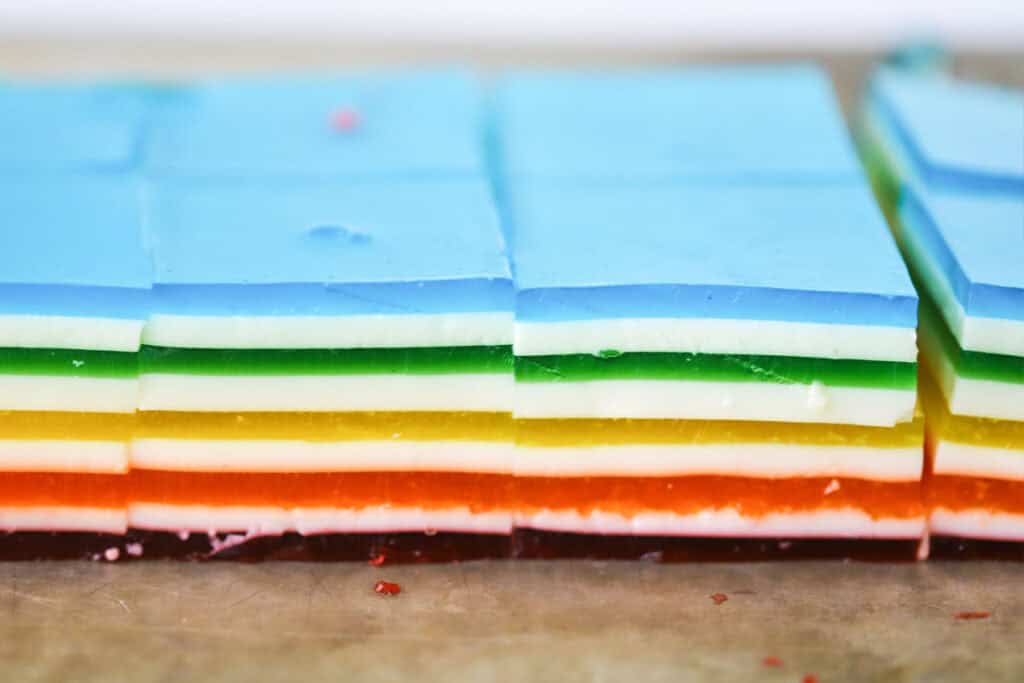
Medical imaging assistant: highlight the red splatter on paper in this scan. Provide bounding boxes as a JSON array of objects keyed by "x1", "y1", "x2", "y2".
[
  {"x1": 710, "y1": 592, "x2": 728, "y2": 605},
  {"x1": 802, "y1": 674, "x2": 820, "y2": 683},
  {"x1": 954, "y1": 611, "x2": 990, "y2": 620},
  {"x1": 330, "y1": 108, "x2": 361, "y2": 131},
  {"x1": 762, "y1": 656, "x2": 783, "y2": 667},
  {"x1": 374, "y1": 580, "x2": 401, "y2": 597}
]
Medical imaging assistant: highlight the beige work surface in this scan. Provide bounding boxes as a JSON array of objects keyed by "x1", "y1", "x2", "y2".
[{"x1": 1, "y1": 44, "x2": 1023, "y2": 682}]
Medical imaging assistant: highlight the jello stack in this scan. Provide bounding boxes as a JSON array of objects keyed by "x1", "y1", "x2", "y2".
[
  {"x1": 861, "y1": 69, "x2": 1024, "y2": 542},
  {"x1": 496, "y1": 66, "x2": 926, "y2": 544},
  {"x1": 1, "y1": 72, "x2": 519, "y2": 544}
]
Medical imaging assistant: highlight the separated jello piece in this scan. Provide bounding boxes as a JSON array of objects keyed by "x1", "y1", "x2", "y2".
[
  {"x1": 495, "y1": 64, "x2": 861, "y2": 183},
  {"x1": 144, "y1": 69, "x2": 483, "y2": 180},
  {"x1": 141, "y1": 178, "x2": 513, "y2": 412},
  {"x1": 0, "y1": 175, "x2": 149, "y2": 412},
  {"x1": 863, "y1": 70, "x2": 1023, "y2": 197},
  {"x1": 508, "y1": 180, "x2": 918, "y2": 426}
]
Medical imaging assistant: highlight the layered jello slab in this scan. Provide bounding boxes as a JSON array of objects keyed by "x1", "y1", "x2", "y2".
[
  {"x1": 923, "y1": 368, "x2": 1024, "y2": 541},
  {"x1": 861, "y1": 71, "x2": 1024, "y2": 358},
  {"x1": 494, "y1": 64, "x2": 862, "y2": 183},
  {"x1": 0, "y1": 175, "x2": 150, "y2": 412},
  {"x1": 508, "y1": 181, "x2": 918, "y2": 425},
  {"x1": 141, "y1": 178, "x2": 513, "y2": 411},
  {"x1": 144, "y1": 69, "x2": 483, "y2": 179}
]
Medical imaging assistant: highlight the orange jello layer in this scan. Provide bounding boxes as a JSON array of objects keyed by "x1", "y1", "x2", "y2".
[
  {"x1": 520, "y1": 416, "x2": 923, "y2": 448},
  {"x1": 0, "y1": 473, "x2": 127, "y2": 507},
  {"x1": 1, "y1": 472, "x2": 922, "y2": 519},
  {"x1": 515, "y1": 476, "x2": 923, "y2": 518},
  {"x1": 927, "y1": 475, "x2": 1024, "y2": 515},
  {"x1": 0, "y1": 411, "x2": 512, "y2": 442}
]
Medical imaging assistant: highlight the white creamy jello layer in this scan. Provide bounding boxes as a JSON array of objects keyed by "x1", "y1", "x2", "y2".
[
  {"x1": 514, "y1": 380, "x2": 916, "y2": 427},
  {"x1": 930, "y1": 509, "x2": 1024, "y2": 542},
  {"x1": 515, "y1": 318, "x2": 917, "y2": 361},
  {"x1": 932, "y1": 439, "x2": 1024, "y2": 480},
  {"x1": 0, "y1": 376, "x2": 137, "y2": 413},
  {"x1": 131, "y1": 439, "x2": 516, "y2": 473},
  {"x1": 514, "y1": 443, "x2": 921, "y2": 480},
  {"x1": 0, "y1": 440, "x2": 129, "y2": 473},
  {"x1": 0, "y1": 315, "x2": 144, "y2": 352},
  {"x1": 144, "y1": 312, "x2": 513, "y2": 349},
  {"x1": 127, "y1": 504, "x2": 515, "y2": 535},
  {"x1": 517, "y1": 509, "x2": 924, "y2": 539},
  {"x1": 0, "y1": 507, "x2": 127, "y2": 534},
  {"x1": 138, "y1": 374, "x2": 513, "y2": 412}
]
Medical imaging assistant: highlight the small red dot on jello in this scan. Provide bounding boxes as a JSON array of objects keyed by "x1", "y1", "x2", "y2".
[
  {"x1": 762, "y1": 656, "x2": 783, "y2": 667},
  {"x1": 374, "y1": 580, "x2": 401, "y2": 596},
  {"x1": 330, "y1": 108, "x2": 360, "y2": 131},
  {"x1": 710, "y1": 592, "x2": 728, "y2": 605}
]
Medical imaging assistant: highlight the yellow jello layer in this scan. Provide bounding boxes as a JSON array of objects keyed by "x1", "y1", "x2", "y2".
[
  {"x1": 517, "y1": 415, "x2": 923, "y2": 448},
  {"x1": 0, "y1": 411, "x2": 513, "y2": 442},
  {"x1": 0, "y1": 412, "x2": 135, "y2": 441},
  {"x1": 921, "y1": 370, "x2": 1024, "y2": 450},
  {"x1": 0, "y1": 409, "x2": 926, "y2": 447}
]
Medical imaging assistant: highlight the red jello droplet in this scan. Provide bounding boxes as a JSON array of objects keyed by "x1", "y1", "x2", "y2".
[
  {"x1": 954, "y1": 611, "x2": 990, "y2": 620},
  {"x1": 710, "y1": 592, "x2": 728, "y2": 605},
  {"x1": 762, "y1": 656, "x2": 783, "y2": 667},
  {"x1": 374, "y1": 580, "x2": 401, "y2": 597},
  {"x1": 368, "y1": 553, "x2": 387, "y2": 567},
  {"x1": 802, "y1": 675, "x2": 820, "y2": 683},
  {"x1": 330, "y1": 108, "x2": 360, "y2": 131}
]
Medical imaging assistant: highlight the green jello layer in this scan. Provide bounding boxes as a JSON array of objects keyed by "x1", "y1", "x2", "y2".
[
  {"x1": 140, "y1": 345, "x2": 513, "y2": 376},
  {"x1": 0, "y1": 347, "x2": 137, "y2": 378},
  {"x1": 921, "y1": 299, "x2": 1024, "y2": 385},
  {"x1": 516, "y1": 352, "x2": 917, "y2": 390}
]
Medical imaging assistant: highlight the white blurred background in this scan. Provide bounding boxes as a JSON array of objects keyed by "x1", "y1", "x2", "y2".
[{"x1": 1, "y1": 0, "x2": 1022, "y2": 50}]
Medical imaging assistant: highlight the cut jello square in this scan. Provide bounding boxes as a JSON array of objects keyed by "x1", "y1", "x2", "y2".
[{"x1": 495, "y1": 64, "x2": 861, "y2": 182}]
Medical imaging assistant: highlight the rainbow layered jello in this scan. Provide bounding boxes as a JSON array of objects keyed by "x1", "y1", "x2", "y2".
[
  {"x1": 861, "y1": 69, "x2": 1024, "y2": 541},
  {"x1": 497, "y1": 66, "x2": 924, "y2": 541}
]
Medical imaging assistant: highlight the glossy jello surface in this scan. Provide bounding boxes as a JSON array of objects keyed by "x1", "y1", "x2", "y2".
[
  {"x1": 141, "y1": 345, "x2": 513, "y2": 375},
  {"x1": 516, "y1": 352, "x2": 916, "y2": 388},
  {"x1": 518, "y1": 415, "x2": 923, "y2": 448}
]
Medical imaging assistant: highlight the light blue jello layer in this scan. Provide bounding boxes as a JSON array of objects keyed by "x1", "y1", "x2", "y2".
[
  {"x1": 509, "y1": 180, "x2": 917, "y2": 327},
  {"x1": 494, "y1": 64, "x2": 862, "y2": 183},
  {"x1": 148, "y1": 178, "x2": 512, "y2": 316},
  {"x1": 868, "y1": 70, "x2": 1024, "y2": 194},
  {"x1": 0, "y1": 81, "x2": 156, "y2": 173},
  {"x1": 0, "y1": 176, "x2": 151, "y2": 318},
  {"x1": 144, "y1": 69, "x2": 484, "y2": 180},
  {"x1": 900, "y1": 189, "x2": 1024, "y2": 322}
]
